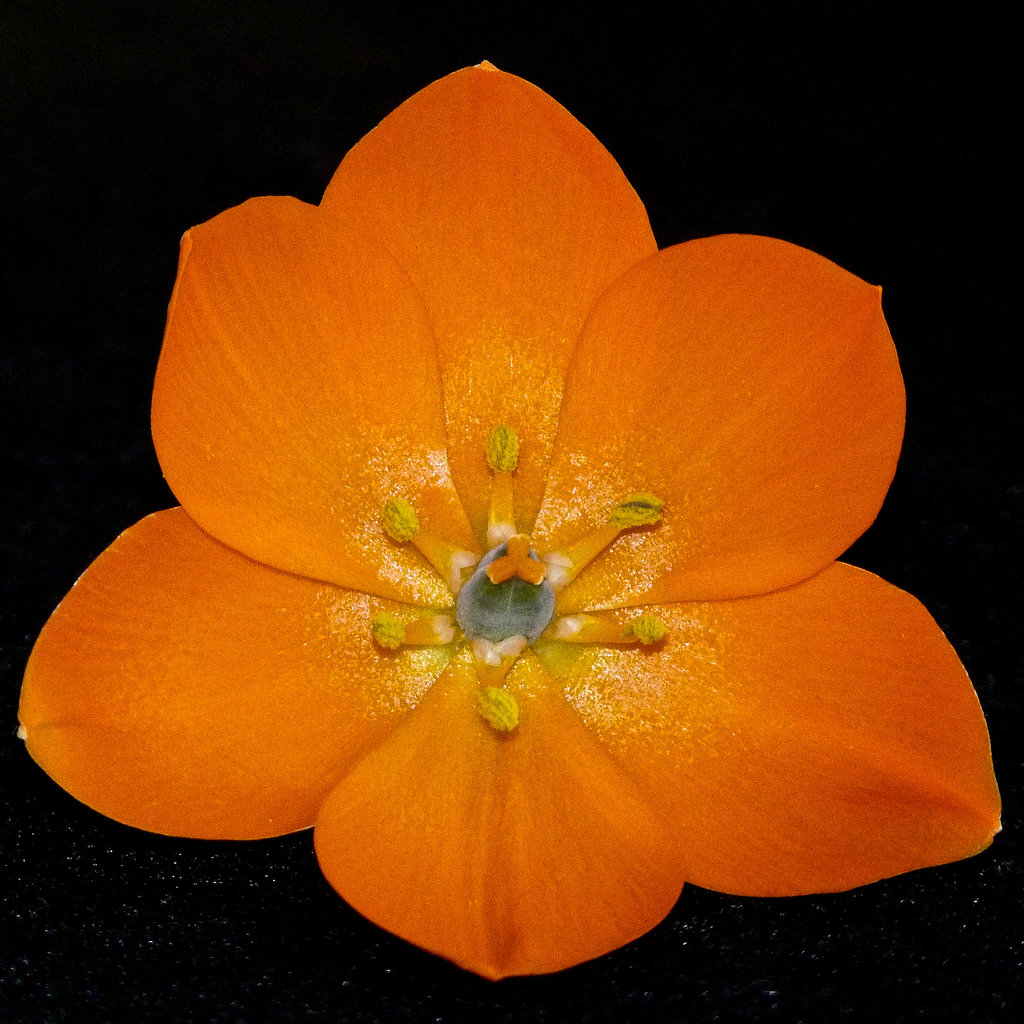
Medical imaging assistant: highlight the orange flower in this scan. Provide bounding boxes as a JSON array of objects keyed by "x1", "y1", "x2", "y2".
[{"x1": 18, "y1": 64, "x2": 999, "y2": 980}]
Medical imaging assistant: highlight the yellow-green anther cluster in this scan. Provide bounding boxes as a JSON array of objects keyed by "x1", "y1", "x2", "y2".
[
  {"x1": 477, "y1": 686, "x2": 520, "y2": 731},
  {"x1": 371, "y1": 613, "x2": 406, "y2": 650},
  {"x1": 485, "y1": 424, "x2": 520, "y2": 473},
  {"x1": 626, "y1": 613, "x2": 668, "y2": 645},
  {"x1": 382, "y1": 498, "x2": 419, "y2": 542},
  {"x1": 609, "y1": 492, "x2": 664, "y2": 528}
]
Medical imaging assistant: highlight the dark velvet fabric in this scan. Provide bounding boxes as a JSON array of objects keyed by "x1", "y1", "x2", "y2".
[{"x1": 2, "y1": 4, "x2": 1020, "y2": 1021}]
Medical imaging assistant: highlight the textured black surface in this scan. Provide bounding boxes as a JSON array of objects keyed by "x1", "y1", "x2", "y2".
[{"x1": 2, "y1": 3, "x2": 1021, "y2": 1021}]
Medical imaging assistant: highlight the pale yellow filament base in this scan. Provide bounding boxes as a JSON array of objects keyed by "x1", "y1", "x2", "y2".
[
  {"x1": 470, "y1": 634, "x2": 528, "y2": 687},
  {"x1": 487, "y1": 472, "x2": 516, "y2": 547},
  {"x1": 415, "y1": 534, "x2": 479, "y2": 596}
]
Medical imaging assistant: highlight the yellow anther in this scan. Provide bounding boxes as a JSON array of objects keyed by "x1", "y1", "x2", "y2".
[
  {"x1": 371, "y1": 612, "x2": 405, "y2": 650},
  {"x1": 486, "y1": 534, "x2": 547, "y2": 585},
  {"x1": 625, "y1": 613, "x2": 668, "y2": 645},
  {"x1": 382, "y1": 498, "x2": 419, "y2": 542},
  {"x1": 485, "y1": 424, "x2": 520, "y2": 472},
  {"x1": 477, "y1": 686, "x2": 520, "y2": 732},
  {"x1": 608, "y1": 493, "x2": 663, "y2": 528}
]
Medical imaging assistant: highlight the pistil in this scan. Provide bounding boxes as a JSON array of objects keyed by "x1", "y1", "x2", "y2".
[{"x1": 456, "y1": 541, "x2": 556, "y2": 644}]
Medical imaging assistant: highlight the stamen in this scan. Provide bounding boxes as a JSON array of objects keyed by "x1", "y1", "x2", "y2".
[
  {"x1": 477, "y1": 686, "x2": 520, "y2": 732},
  {"x1": 485, "y1": 424, "x2": 519, "y2": 547},
  {"x1": 381, "y1": 497, "x2": 479, "y2": 596},
  {"x1": 551, "y1": 612, "x2": 669, "y2": 645},
  {"x1": 542, "y1": 493, "x2": 664, "y2": 591},
  {"x1": 486, "y1": 533, "x2": 547, "y2": 585},
  {"x1": 371, "y1": 612, "x2": 456, "y2": 650}
]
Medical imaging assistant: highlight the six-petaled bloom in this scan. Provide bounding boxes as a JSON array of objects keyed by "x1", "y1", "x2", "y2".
[{"x1": 19, "y1": 63, "x2": 1000, "y2": 980}]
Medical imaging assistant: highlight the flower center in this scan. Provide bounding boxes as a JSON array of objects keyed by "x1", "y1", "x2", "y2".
[
  {"x1": 455, "y1": 538, "x2": 556, "y2": 643},
  {"x1": 371, "y1": 424, "x2": 668, "y2": 732}
]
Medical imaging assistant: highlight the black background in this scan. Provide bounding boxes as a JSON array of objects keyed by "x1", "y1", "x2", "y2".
[{"x1": 2, "y1": 3, "x2": 1021, "y2": 1022}]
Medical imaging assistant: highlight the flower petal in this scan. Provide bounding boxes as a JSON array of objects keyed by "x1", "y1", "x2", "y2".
[
  {"x1": 19, "y1": 509, "x2": 445, "y2": 839},
  {"x1": 314, "y1": 649, "x2": 681, "y2": 978},
  {"x1": 535, "y1": 235, "x2": 905, "y2": 607},
  {"x1": 547, "y1": 562, "x2": 1000, "y2": 896},
  {"x1": 153, "y1": 195, "x2": 474, "y2": 605},
  {"x1": 321, "y1": 64, "x2": 658, "y2": 539}
]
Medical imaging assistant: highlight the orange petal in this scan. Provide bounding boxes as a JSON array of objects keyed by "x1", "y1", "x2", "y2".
[
  {"x1": 19, "y1": 509, "x2": 447, "y2": 839},
  {"x1": 321, "y1": 64, "x2": 657, "y2": 541},
  {"x1": 547, "y1": 562, "x2": 1000, "y2": 896},
  {"x1": 152, "y1": 195, "x2": 475, "y2": 605},
  {"x1": 314, "y1": 649, "x2": 681, "y2": 978},
  {"x1": 535, "y1": 235, "x2": 905, "y2": 608}
]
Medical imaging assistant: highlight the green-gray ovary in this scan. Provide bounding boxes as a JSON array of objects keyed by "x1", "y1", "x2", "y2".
[{"x1": 456, "y1": 543, "x2": 555, "y2": 643}]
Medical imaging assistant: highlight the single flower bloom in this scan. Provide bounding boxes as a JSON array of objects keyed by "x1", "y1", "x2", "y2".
[{"x1": 19, "y1": 63, "x2": 1000, "y2": 980}]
